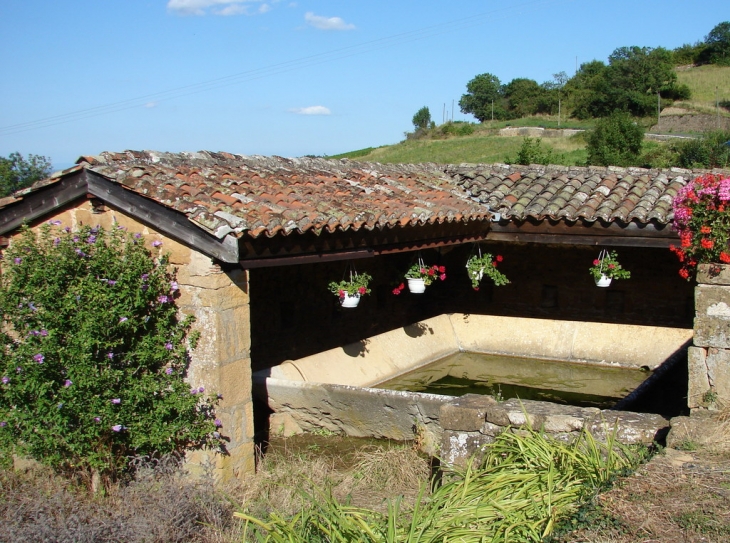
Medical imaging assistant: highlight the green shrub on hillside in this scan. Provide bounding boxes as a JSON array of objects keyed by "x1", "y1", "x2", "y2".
[
  {"x1": 586, "y1": 112, "x2": 644, "y2": 166},
  {"x1": 675, "y1": 130, "x2": 730, "y2": 168},
  {"x1": 0, "y1": 224, "x2": 221, "y2": 483},
  {"x1": 506, "y1": 137, "x2": 558, "y2": 165}
]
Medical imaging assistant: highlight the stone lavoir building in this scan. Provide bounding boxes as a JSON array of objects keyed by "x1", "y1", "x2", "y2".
[{"x1": 0, "y1": 150, "x2": 718, "y2": 478}]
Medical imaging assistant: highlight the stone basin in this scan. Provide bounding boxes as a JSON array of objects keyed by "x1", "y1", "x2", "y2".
[{"x1": 253, "y1": 314, "x2": 692, "y2": 454}]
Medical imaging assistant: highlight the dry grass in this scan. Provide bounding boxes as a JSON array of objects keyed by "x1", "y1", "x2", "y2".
[
  {"x1": 234, "y1": 436, "x2": 431, "y2": 517},
  {"x1": 552, "y1": 448, "x2": 730, "y2": 543}
]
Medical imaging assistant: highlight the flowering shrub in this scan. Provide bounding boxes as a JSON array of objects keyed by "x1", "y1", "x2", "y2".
[
  {"x1": 0, "y1": 223, "x2": 221, "y2": 481},
  {"x1": 671, "y1": 173, "x2": 730, "y2": 279},
  {"x1": 465, "y1": 253, "x2": 509, "y2": 290},
  {"x1": 327, "y1": 272, "x2": 372, "y2": 298},
  {"x1": 588, "y1": 250, "x2": 631, "y2": 282}
]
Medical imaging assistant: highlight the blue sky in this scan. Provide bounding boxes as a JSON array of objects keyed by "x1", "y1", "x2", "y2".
[{"x1": 0, "y1": 0, "x2": 726, "y2": 170}]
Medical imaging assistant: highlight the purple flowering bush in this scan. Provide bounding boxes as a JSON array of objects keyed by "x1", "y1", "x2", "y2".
[{"x1": 0, "y1": 224, "x2": 221, "y2": 481}]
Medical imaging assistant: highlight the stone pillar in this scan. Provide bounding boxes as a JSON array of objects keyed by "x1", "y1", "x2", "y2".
[
  {"x1": 689, "y1": 264, "x2": 730, "y2": 410},
  {"x1": 176, "y1": 251, "x2": 255, "y2": 481}
]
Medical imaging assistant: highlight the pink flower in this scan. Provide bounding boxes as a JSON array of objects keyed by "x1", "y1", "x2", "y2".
[
  {"x1": 152, "y1": 240, "x2": 162, "y2": 247},
  {"x1": 358, "y1": 286, "x2": 366, "y2": 295},
  {"x1": 439, "y1": 273, "x2": 446, "y2": 281},
  {"x1": 593, "y1": 259, "x2": 600, "y2": 266}
]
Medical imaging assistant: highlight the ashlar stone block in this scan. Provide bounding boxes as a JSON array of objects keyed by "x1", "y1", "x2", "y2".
[
  {"x1": 694, "y1": 317, "x2": 730, "y2": 349},
  {"x1": 439, "y1": 394, "x2": 497, "y2": 431},
  {"x1": 687, "y1": 346, "x2": 711, "y2": 409}
]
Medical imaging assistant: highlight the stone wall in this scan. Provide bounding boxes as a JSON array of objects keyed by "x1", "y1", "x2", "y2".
[
  {"x1": 689, "y1": 264, "x2": 730, "y2": 411},
  {"x1": 440, "y1": 395, "x2": 669, "y2": 467},
  {"x1": 6, "y1": 200, "x2": 255, "y2": 480}
]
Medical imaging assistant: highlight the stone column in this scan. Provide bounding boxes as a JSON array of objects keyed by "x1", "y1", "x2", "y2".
[
  {"x1": 689, "y1": 264, "x2": 730, "y2": 410},
  {"x1": 176, "y1": 251, "x2": 255, "y2": 481}
]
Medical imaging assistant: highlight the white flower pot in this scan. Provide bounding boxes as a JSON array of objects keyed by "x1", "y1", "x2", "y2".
[
  {"x1": 340, "y1": 292, "x2": 361, "y2": 308},
  {"x1": 468, "y1": 267, "x2": 484, "y2": 282},
  {"x1": 407, "y1": 277, "x2": 426, "y2": 294},
  {"x1": 595, "y1": 274, "x2": 612, "y2": 287}
]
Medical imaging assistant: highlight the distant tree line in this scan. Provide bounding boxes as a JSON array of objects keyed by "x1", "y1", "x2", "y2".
[{"x1": 458, "y1": 21, "x2": 729, "y2": 123}]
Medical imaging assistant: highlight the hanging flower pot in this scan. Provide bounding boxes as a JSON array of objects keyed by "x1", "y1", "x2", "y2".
[
  {"x1": 589, "y1": 250, "x2": 630, "y2": 287},
  {"x1": 465, "y1": 246, "x2": 510, "y2": 290},
  {"x1": 407, "y1": 277, "x2": 427, "y2": 293},
  {"x1": 403, "y1": 255, "x2": 446, "y2": 294},
  {"x1": 328, "y1": 266, "x2": 372, "y2": 308},
  {"x1": 340, "y1": 292, "x2": 361, "y2": 308}
]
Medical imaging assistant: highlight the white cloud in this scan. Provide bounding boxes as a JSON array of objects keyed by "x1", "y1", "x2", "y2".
[
  {"x1": 167, "y1": 0, "x2": 269, "y2": 16},
  {"x1": 304, "y1": 12, "x2": 355, "y2": 31},
  {"x1": 290, "y1": 106, "x2": 331, "y2": 115},
  {"x1": 144, "y1": 102, "x2": 158, "y2": 108}
]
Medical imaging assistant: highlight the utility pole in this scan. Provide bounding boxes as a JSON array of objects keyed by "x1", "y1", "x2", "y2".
[
  {"x1": 558, "y1": 98, "x2": 561, "y2": 128},
  {"x1": 491, "y1": 100, "x2": 494, "y2": 122}
]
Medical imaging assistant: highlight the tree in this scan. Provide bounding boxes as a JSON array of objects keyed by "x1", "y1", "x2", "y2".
[
  {"x1": 0, "y1": 224, "x2": 221, "y2": 483},
  {"x1": 502, "y1": 78, "x2": 546, "y2": 117},
  {"x1": 0, "y1": 152, "x2": 52, "y2": 197},
  {"x1": 458, "y1": 73, "x2": 506, "y2": 122},
  {"x1": 569, "y1": 47, "x2": 684, "y2": 118},
  {"x1": 412, "y1": 106, "x2": 432, "y2": 131},
  {"x1": 703, "y1": 21, "x2": 730, "y2": 65},
  {"x1": 586, "y1": 112, "x2": 644, "y2": 166}
]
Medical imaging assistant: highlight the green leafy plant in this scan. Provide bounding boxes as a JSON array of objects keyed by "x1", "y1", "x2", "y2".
[
  {"x1": 0, "y1": 223, "x2": 221, "y2": 482},
  {"x1": 465, "y1": 252, "x2": 510, "y2": 290},
  {"x1": 589, "y1": 250, "x2": 631, "y2": 282},
  {"x1": 670, "y1": 173, "x2": 730, "y2": 279},
  {"x1": 328, "y1": 272, "x2": 372, "y2": 298},
  {"x1": 234, "y1": 427, "x2": 647, "y2": 543}
]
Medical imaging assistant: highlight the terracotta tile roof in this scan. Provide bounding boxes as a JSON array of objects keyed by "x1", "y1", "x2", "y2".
[
  {"x1": 73, "y1": 151, "x2": 489, "y2": 239},
  {"x1": 445, "y1": 163, "x2": 730, "y2": 225}
]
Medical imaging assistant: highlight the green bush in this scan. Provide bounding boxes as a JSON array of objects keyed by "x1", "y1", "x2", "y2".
[
  {"x1": 506, "y1": 137, "x2": 558, "y2": 165},
  {"x1": 676, "y1": 130, "x2": 730, "y2": 169},
  {"x1": 437, "y1": 121, "x2": 476, "y2": 138},
  {"x1": 0, "y1": 224, "x2": 221, "y2": 481},
  {"x1": 586, "y1": 112, "x2": 644, "y2": 166}
]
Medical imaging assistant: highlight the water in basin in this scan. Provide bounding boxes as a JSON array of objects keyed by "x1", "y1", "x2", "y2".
[{"x1": 377, "y1": 352, "x2": 650, "y2": 409}]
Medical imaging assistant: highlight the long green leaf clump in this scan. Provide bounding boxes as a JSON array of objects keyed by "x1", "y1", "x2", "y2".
[{"x1": 235, "y1": 428, "x2": 645, "y2": 542}]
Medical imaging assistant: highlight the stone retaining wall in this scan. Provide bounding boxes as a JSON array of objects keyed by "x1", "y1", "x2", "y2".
[{"x1": 440, "y1": 395, "x2": 669, "y2": 467}]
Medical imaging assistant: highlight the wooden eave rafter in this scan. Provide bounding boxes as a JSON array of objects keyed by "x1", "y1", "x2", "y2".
[
  {"x1": 237, "y1": 221, "x2": 492, "y2": 269},
  {"x1": 486, "y1": 218, "x2": 678, "y2": 248},
  {"x1": 0, "y1": 170, "x2": 239, "y2": 263}
]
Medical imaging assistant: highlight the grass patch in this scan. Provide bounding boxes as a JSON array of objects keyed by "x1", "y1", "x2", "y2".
[
  {"x1": 676, "y1": 65, "x2": 730, "y2": 111},
  {"x1": 339, "y1": 132, "x2": 588, "y2": 165}
]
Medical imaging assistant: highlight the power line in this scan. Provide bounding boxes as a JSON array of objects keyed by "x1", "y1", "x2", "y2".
[{"x1": 0, "y1": 0, "x2": 575, "y2": 136}]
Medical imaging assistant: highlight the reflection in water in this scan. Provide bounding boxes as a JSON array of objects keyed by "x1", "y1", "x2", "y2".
[{"x1": 377, "y1": 352, "x2": 651, "y2": 409}]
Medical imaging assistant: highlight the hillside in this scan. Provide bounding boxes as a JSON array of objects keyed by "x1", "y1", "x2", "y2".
[{"x1": 331, "y1": 65, "x2": 730, "y2": 165}]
